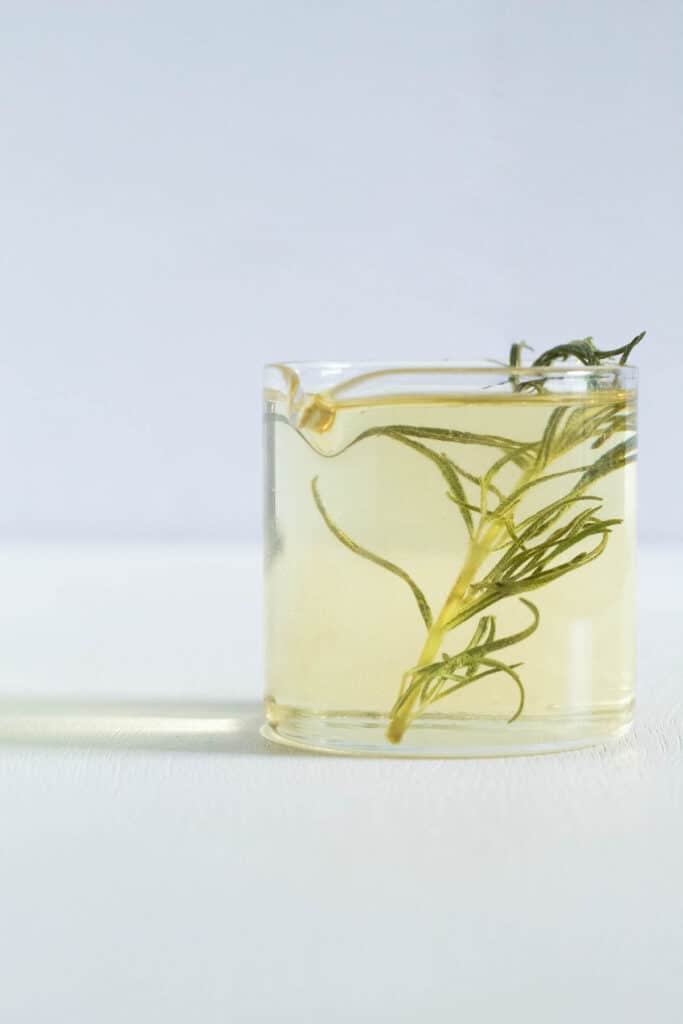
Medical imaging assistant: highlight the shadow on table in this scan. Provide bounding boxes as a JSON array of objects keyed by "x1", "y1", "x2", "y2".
[
  {"x1": 0, "y1": 698, "x2": 645, "y2": 762},
  {"x1": 0, "y1": 698, "x2": 302, "y2": 755}
]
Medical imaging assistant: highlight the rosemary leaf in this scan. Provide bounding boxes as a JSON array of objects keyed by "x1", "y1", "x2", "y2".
[{"x1": 311, "y1": 476, "x2": 433, "y2": 630}]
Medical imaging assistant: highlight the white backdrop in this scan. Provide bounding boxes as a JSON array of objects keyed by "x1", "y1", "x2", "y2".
[{"x1": 1, "y1": 1, "x2": 680, "y2": 542}]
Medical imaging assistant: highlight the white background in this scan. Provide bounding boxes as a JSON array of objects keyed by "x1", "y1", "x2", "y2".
[{"x1": 1, "y1": 0, "x2": 680, "y2": 542}]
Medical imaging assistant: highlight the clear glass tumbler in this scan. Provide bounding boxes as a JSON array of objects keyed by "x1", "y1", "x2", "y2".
[{"x1": 263, "y1": 361, "x2": 637, "y2": 756}]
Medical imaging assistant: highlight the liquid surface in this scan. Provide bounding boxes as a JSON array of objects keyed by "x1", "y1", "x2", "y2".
[{"x1": 264, "y1": 385, "x2": 637, "y2": 756}]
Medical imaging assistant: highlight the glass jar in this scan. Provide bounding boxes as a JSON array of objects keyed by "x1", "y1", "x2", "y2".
[{"x1": 263, "y1": 361, "x2": 638, "y2": 756}]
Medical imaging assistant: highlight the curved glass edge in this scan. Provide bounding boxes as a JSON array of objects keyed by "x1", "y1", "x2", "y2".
[{"x1": 264, "y1": 362, "x2": 638, "y2": 426}]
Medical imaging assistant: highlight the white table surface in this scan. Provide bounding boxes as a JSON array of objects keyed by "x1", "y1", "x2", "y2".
[{"x1": 0, "y1": 543, "x2": 680, "y2": 1023}]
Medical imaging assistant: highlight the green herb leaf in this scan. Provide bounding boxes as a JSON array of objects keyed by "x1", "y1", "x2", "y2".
[{"x1": 311, "y1": 476, "x2": 433, "y2": 630}]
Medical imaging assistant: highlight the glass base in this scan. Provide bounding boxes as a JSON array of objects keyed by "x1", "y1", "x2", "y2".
[{"x1": 263, "y1": 700, "x2": 634, "y2": 758}]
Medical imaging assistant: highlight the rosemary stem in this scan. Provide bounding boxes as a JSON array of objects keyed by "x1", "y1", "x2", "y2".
[
  {"x1": 386, "y1": 532, "x2": 501, "y2": 743},
  {"x1": 386, "y1": 470, "x2": 537, "y2": 744}
]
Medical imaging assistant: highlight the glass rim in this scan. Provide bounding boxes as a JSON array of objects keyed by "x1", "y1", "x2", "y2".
[{"x1": 265, "y1": 360, "x2": 639, "y2": 377}]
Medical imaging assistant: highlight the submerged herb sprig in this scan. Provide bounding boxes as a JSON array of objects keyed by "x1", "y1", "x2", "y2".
[{"x1": 305, "y1": 333, "x2": 642, "y2": 743}]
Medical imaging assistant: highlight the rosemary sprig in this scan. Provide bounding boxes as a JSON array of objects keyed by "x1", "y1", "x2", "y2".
[
  {"x1": 532, "y1": 331, "x2": 646, "y2": 367},
  {"x1": 510, "y1": 331, "x2": 645, "y2": 392},
  {"x1": 304, "y1": 332, "x2": 642, "y2": 743}
]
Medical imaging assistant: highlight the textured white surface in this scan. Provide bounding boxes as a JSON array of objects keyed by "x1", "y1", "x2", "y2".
[{"x1": 0, "y1": 544, "x2": 680, "y2": 1022}]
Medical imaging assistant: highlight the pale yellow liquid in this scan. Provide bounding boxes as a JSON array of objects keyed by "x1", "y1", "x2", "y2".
[{"x1": 264, "y1": 387, "x2": 636, "y2": 756}]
